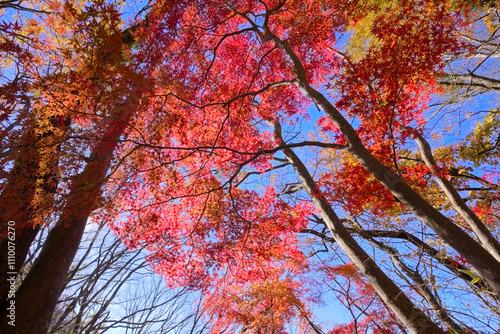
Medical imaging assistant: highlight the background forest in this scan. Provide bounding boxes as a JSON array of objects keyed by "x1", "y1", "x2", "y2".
[{"x1": 0, "y1": 0, "x2": 499, "y2": 333}]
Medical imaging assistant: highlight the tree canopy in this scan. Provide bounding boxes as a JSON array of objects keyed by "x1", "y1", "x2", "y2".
[{"x1": 0, "y1": 0, "x2": 499, "y2": 333}]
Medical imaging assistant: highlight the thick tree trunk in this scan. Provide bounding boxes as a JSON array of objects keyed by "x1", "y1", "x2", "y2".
[
  {"x1": 301, "y1": 79, "x2": 500, "y2": 295},
  {"x1": 0, "y1": 120, "x2": 69, "y2": 314},
  {"x1": 0, "y1": 225, "x2": 39, "y2": 317},
  {"x1": 264, "y1": 33, "x2": 500, "y2": 296},
  {"x1": 0, "y1": 94, "x2": 140, "y2": 333},
  {"x1": 3, "y1": 206, "x2": 91, "y2": 333},
  {"x1": 271, "y1": 120, "x2": 445, "y2": 334}
]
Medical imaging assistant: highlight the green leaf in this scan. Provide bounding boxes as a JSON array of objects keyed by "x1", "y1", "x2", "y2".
[{"x1": 471, "y1": 277, "x2": 481, "y2": 284}]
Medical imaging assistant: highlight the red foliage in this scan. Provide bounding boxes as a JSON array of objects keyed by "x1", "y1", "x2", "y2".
[
  {"x1": 2, "y1": 0, "x2": 487, "y2": 332},
  {"x1": 103, "y1": 0, "x2": 474, "y2": 330}
]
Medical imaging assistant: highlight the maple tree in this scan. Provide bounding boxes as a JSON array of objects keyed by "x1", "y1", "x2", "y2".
[
  {"x1": 1, "y1": 0, "x2": 499, "y2": 333},
  {"x1": 110, "y1": 0, "x2": 497, "y2": 331},
  {"x1": 0, "y1": 0, "x2": 154, "y2": 331}
]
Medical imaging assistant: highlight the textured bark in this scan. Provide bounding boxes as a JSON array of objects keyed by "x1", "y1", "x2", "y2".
[
  {"x1": 0, "y1": 225, "x2": 39, "y2": 317},
  {"x1": 411, "y1": 128, "x2": 500, "y2": 262},
  {"x1": 0, "y1": 93, "x2": 140, "y2": 334},
  {"x1": 305, "y1": 80, "x2": 500, "y2": 295},
  {"x1": 271, "y1": 120, "x2": 444, "y2": 334},
  {"x1": 262, "y1": 31, "x2": 500, "y2": 296}
]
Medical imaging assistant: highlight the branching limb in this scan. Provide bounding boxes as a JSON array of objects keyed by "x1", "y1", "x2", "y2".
[{"x1": 407, "y1": 126, "x2": 500, "y2": 262}]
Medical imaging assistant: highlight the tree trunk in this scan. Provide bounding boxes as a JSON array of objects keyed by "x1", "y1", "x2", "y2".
[
  {"x1": 0, "y1": 93, "x2": 140, "y2": 333},
  {"x1": 271, "y1": 120, "x2": 445, "y2": 334},
  {"x1": 302, "y1": 78, "x2": 500, "y2": 295},
  {"x1": 0, "y1": 140, "x2": 45, "y2": 313},
  {"x1": 0, "y1": 119, "x2": 70, "y2": 314},
  {"x1": 411, "y1": 128, "x2": 500, "y2": 262},
  {"x1": 264, "y1": 33, "x2": 500, "y2": 296}
]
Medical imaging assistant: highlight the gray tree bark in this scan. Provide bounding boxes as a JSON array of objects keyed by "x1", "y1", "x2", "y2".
[{"x1": 271, "y1": 119, "x2": 445, "y2": 334}]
